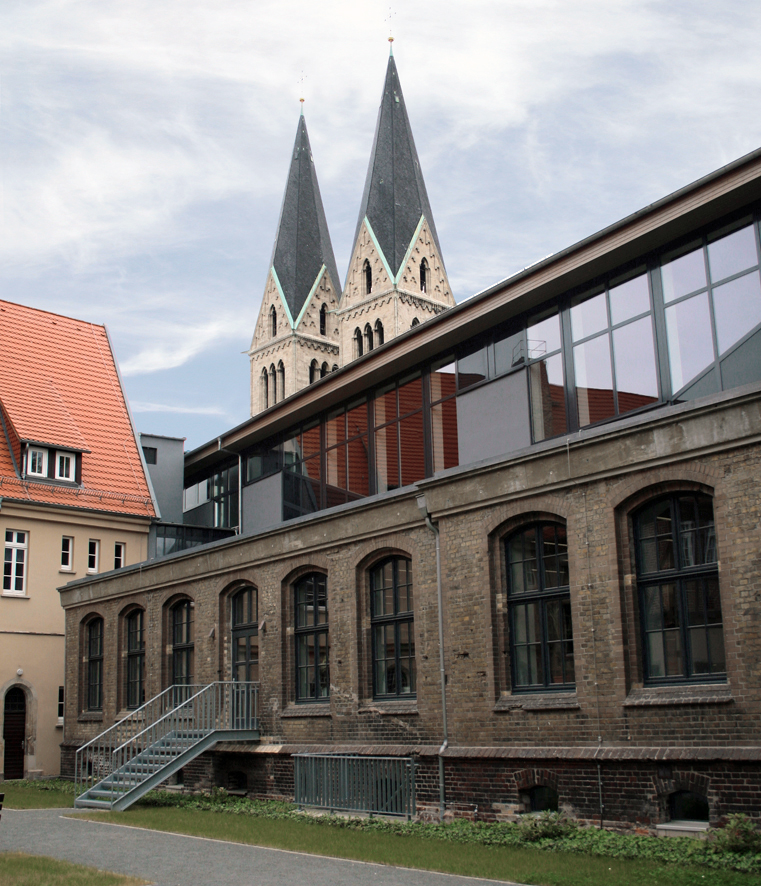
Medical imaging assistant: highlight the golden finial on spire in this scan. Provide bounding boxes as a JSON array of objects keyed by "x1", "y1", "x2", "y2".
[{"x1": 385, "y1": 6, "x2": 395, "y2": 52}]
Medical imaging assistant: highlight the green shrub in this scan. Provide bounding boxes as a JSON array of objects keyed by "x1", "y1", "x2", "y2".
[
  {"x1": 708, "y1": 814, "x2": 761, "y2": 855},
  {"x1": 517, "y1": 810, "x2": 578, "y2": 842}
]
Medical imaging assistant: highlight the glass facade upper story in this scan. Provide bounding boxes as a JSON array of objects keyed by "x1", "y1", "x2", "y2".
[{"x1": 185, "y1": 205, "x2": 761, "y2": 530}]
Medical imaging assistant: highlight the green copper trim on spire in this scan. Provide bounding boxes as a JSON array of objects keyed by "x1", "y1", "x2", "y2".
[
  {"x1": 361, "y1": 217, "x2": 395, "y2": 283},
  {"x1": 293, "y1": 264, "x2": 328, "y2": 329},
  {"x1": 270, "y1": 266, "x2": 296, "y2": 329},
  {"x1": 393, "y1": 215, "x2": 426, "y2": 286}
]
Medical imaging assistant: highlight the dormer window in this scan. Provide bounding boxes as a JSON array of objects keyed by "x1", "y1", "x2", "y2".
[
  {"x1": 27, "y1": 448, "x2": 47, "y2": 477},
  {"x1": 56, "y1": 452, "x2": 73, "y2": 480}
]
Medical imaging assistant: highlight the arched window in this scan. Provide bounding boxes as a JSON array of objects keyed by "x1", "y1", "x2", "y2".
[
  {"x1": 321, "y1": 362, "x2": 328, "y2": 378},
  {"x1": 231, "y1": 587, "x2": 258, "y2": 683},
  {"x1": 411, "y1": 317, "x2": 420, "y2": 328},
  {"x1": 420, "y1": 258, "x2": 428, "y2": 293},
  {"x1": 320, "y1": 303, "x2": 327, "y2": 336},
  {"x1": 332, "y1": 364, "x2": 338, "y2": 372},
  {"x1": 295, "y1": 573, "x2": 329, "y2": 701},
  {"x1": 269, "y1": 364, "x2": 277, "y2": 404},
  {"x1": 371, "y1": 557, "x2": 415, "y2": 698},
  {"x1": 506, "y1": 523, "x2": 574, "y2": 690},
  {"x1": 125, "y1": 609, "x2": 145, "y2": 709},
  {"x1": 277, "y1": 361, "x2": 285, "y2": 401},
  {"x1": 354, "y1": 327, "x2": 363, "y2": 359},
  {"x1": 261, "y1": 368, "x2": 269, "y2": 409},
  {"x1": 309, "y1": 359, "x2": 319, "y2": 385},
  {"x1": 364, "y1": 323, "x2": 374, "y2": 353},
  {"x1": 374, "y1": 319, "x2": 384, "y2": 346},
  {"x1": 669, "y1": 790, "x2": 709, "y2": 822},
  {"x1": 523, "y1": 786, "x2": 559, "y2": 813},
  {"x1": 86, "y1": 617, "x2": 104, "y2": 711},
  {"x1": 3, "y1": 687, "x2": 26, "y2": 778},
  {"x1": 171, "y1": 600, "x2": 194, "y2": 686},
  {"x1": 634, "y1": 493, "x2": 723, "y2": 683},
  {"x1": 363, "y1": 259, "x2": 372, "y2": 295},
  {"x1": 270, "y1": 305, "x2": 277, "y2": 337}
]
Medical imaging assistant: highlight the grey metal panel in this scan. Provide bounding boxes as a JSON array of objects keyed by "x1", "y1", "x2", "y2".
[
  {"x1": 183, "y1": 501, "x2": 213, "y2": 527},
  {"x1": 242, "y1": 472, "x2": 283, "y2": 535},
  {"x1": 271, "y1": 116, "x2": 340, "y2": 319},
  {"x1": 140, "y1": 434, "x2": 184, "y2": 523},
  {"x1": 351, "y1": 55, "x2": 443, "y2": 279},
  {"x1": 721, "y1": 328, "x2": 761, "y2": 390},
  {"x1": 457, "y1": 371, "x2": 531, "y2": 466},
  {"x1": 678, "y1": 367, "x2": 720, "y2": 402}
]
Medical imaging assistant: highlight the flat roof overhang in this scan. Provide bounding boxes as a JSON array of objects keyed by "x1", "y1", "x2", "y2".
[{"x1": 185, "y1": 146, "x2": 761, "y2": 476}]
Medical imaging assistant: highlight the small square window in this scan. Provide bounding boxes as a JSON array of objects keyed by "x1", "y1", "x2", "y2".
[
  {"x1": 142, "y1": 446, "x2": 157, "y2": 465},
  {"x1": 114, "y1": 542, "x2": 125, "y2": 570},
  {"x1": 87, "y1": 539, "x2": 99, "y2": 574},
  {"x1": 56, "y1": 453, "x2": 73, "y2": 480},
  {"x1": 61, "y1": 536, "x2": 73, "y2": 571},
  {"x1": 27, "y1": 448, "x2": 47, "y2": 477}
]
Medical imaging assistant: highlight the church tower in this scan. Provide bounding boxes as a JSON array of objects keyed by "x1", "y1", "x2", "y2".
[
  {"x1": 337, "y1": 47, "x2": 455, "y2": 362},
  {"x1": 248, "y1": 111, "x2": 341, "y2": 416}
]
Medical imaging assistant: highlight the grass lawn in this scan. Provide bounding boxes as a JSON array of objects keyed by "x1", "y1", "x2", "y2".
[
  {"x1": 1, "y1": 779, "x2": 74, "y2": 809},
  {"x1": 72, "y1": 806, "x2": 761, "y2": 886},
  {"x1": 0, "y1": 852, "x2": 147, "y2": 886}
]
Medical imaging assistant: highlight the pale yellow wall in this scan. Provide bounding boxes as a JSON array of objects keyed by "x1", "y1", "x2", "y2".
[{"x1": 0, "y1": 501, "x2": 149, "y2": 777}]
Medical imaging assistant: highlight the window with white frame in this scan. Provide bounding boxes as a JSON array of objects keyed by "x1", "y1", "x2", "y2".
[
  {"x1": 27, "y1": 448, "x2": 47, "y2": 477},
  {"x1": 87, "y1": 539, "x2": 99, "y2": 573},
  {"x1": 114, "y1": 542, "x2": 125, "y2": 570},
  {"x1": 55, "y1": 452, "x2": 73, "y2": 480},
  {"x1": 3, "y1": 530, "x2": 28, "y2": 595},
  {"x1": 61, "y1": 536, "x2": 73, "y2": 571},
  {"x1": 57, "y1": 686, "x2": 65, "y2": 724}
]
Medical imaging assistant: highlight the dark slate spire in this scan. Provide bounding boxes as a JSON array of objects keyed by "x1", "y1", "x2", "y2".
[
  {"x1": 353, "y1": 53, "x2": 443, "y2": 278},
  {"x1": 271, "y1": 114, "x2": 340, "y2": 321}
]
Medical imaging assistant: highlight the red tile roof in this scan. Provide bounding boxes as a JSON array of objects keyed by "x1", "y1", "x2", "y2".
[{"x1": 0, "y1": 300, "x2": 155, "y2": 518}]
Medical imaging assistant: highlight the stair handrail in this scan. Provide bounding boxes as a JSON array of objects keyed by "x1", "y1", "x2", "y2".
[{"x1": 74, "y1": 684, "x2": 203, "y2": 797}]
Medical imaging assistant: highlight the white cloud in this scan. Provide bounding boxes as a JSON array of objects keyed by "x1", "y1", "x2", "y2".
[{"x1": 130, "y1": 401, "x2": 226, "y2": 416}]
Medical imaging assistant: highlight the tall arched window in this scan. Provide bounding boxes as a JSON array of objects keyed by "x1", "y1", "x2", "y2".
[
  {"x1": 295, "y1": 573, "x2": 329, "y2": 701},
  {"x1": 232, "y1": 587, "x2": 258, "y2": 683},
  {"x1": 261, "y1": 368, "x2": 269, "y2": 409},
  {"x1": 420, "y1": 258, "x2": 428, "y2": 293},
  {"x1": 506, "y1": 523, "x2": 574, "y2": 690},
  {"x1": 269, "y1": 364, "x2": 277, "y2": 404},
  {"x1": 634, "y1": 493, "x2": 723, "y2": 683},
  {"x1": 309, "y1": 359, "x2": 319, "y2": 384},
  {"x1": 371, "y1": 557, "x2": 415, "y2": 698},
  {"x1": 354, "y1": 327, "x2": 363, "y2": 359},
  {"x1": 171, "y1": 600, "x2": 194, "y2": 686},
  {"x1": 364, "y1": 323, "x2": 374, "y2": 352},
  {"x1": 125, "y1": 609, "x2": 145, "y2": 709},
  {"x1": 363, "y1": 259, "x2": 372, "y2": 295},
  {"x1": 277, "y1": 361, "x2": 285, "y2": 401},
  {"x1": 320, "y1": 303, "x2": 327, "y2": 336},
  {"x1": 86, "y1": 617, "x2": 104, "y2": 711},
  {"x1": 321, "y1": 362, "x2": 328, "y2": 378},
  {"x1": 270, "y1": 305, "x2": 277, "y2": 337},
  {"x1": 374, "y1": 319, "x2": 384, "y2": 346}
]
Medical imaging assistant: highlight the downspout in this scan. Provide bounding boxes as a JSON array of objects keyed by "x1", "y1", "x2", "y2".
[{"x1": 417, "y1": 494, "x2": 448, "y2": 822}]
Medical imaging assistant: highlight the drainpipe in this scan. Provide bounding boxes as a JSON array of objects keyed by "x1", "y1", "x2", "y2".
[{"x1": 417, "y1": 493, "x2": 448, "y2": 822}]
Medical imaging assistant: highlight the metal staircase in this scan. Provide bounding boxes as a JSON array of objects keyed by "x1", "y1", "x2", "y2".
[{"x1": 74, "y1": 682, "x2": 258, "y2": 811}]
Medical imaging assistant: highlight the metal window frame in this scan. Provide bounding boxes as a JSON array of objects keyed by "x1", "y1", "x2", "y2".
[
  {"x1": 370, "y1": 557, "x2": 415, "y2": 700},
  {"x1": 294, "y1": 573, "x2": 329, "y2": 702}
]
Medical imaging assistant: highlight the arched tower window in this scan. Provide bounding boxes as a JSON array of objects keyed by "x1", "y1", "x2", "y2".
[
  {"x1": 309, "y1": 359, "x2": 319, "y2": 385},
  {"x1": 321, "y1": 362, "x2": 329, "y2": 378},
  {"x1": 374, "y1": 319, "x2": 384, "y2": 346},
  {"x1": 270, "y1": 305, "x2": 277, "y2": 338},
  {"x1": 261, "y1": 368, "x2": 269, "y2": 409},
  {"x1": 364, "y1": 323, "x2": 374, "y2": 352},
  {"x1": 420, "y1": 258, "x2": 428, "y2": 293},
  {"x1": 320, "y1": 304, "x2": 327, "y2": 336},
  {"x1": 277, "y1": 361, "x2": 285, "y2": 402},
  {"x1": 354, "y1": 327, "x2": 363, "y2": 359},
  {"x1": 363, "y1": 260, "x2": 372, "y2": 295},
  {"x1": 269, "y1": 364, "x2": 277, "y2": 404},
  {"x1": 411, "y1": 317, "x2": 420, "y2": 328}
]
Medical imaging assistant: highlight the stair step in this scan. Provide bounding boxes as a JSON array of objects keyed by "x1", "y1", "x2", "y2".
[{"x1": 74, "y1": 798, "x2": 112, "y2": 809}]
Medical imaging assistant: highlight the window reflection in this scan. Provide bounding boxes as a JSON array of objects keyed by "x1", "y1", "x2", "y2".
[
  {"x1": 529, "y1": 353, "x2": 566, "y2": 441},
  {"x1": 661, "y1": 244, "x2": 706, "y2": 304},
  {"x1": 609, "y1": 270, "x2": 650, "y2": 325},
  {"x1": 712, "y1": 271, "x2": 761, "y2": 355},
  {"x1": 612, "y1": 317, "x2": 659, "y2": 411},
  {"x1": 666, "y1": 293, "x2": 714, "y2": 393},
  {"x1": 574, "y1": 334, "x2": 615, "y2": 426},
  {"x1": 571, "y1": 289, "x2": 607, "y2": 342},
  {"x1": 707, "y1": 223, "x2": 757, "y2": 283}
]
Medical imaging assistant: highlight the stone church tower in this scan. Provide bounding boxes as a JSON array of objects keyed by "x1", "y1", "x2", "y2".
[
  {"x1": 249, "y1": 50, "x2": 454, "y2": 416},
  {"x1": 248, "y1": 112, "x2": 342, "y2": 416}
]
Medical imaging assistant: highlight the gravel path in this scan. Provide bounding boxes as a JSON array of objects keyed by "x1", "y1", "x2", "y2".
[{"x1": 0, "y1": 807, "x2": 523, "y2": 886}]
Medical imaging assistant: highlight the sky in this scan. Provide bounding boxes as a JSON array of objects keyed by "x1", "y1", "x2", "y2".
[{"x1": 2, "y1": 1, "x2": 761, "y2": 452}]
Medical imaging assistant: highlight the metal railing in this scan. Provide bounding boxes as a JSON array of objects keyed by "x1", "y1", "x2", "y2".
[
  {"x1": 294, "y1": 754, "x2": 416, "y2": 819},
  {"x1": 75, "y1": 682, "x2": 258, "y2": 803}
]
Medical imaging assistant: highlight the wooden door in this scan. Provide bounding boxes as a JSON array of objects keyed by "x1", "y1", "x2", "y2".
[{"x1": 3, "y1": 687, "x2": 25, "y2": 779}]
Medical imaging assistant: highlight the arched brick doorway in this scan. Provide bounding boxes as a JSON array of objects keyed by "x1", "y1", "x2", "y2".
[{"x1": 3, "y1": 687, "x2": 26, "y2": 779}]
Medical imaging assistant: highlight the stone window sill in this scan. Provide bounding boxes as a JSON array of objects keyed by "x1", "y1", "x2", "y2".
[
  {"x1": 495, "y1": 693, "x2": 580, "y2": 712},
  {"x1": 358, "y1": 700, "x2": 419, "y2": 716},
  {"x1": 1, "y1": 593, "x2": 30, "y2": 599},
  {"x1": 623, "y1": 684, "x2": 733, "y2": 707},
  {"x1": 78, "y1": 712, "x2": 103, "y2": 722},
  {"x1": 281, "y1": 703, "x2": 332, "y2": 718}
]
